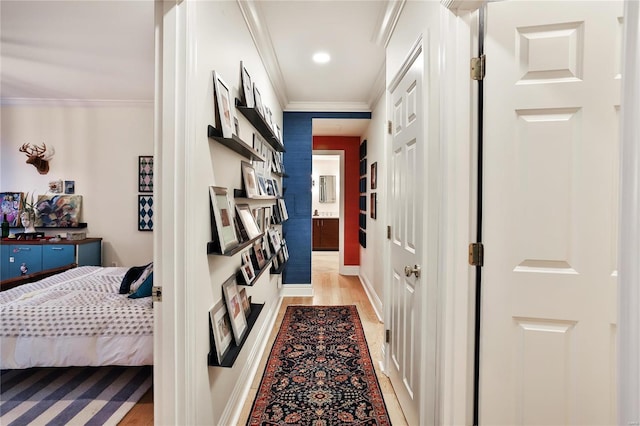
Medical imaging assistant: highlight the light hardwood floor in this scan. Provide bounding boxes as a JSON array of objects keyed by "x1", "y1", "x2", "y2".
[{"x1": 120, "y1": 251, "x2": 407, "y2": 425}]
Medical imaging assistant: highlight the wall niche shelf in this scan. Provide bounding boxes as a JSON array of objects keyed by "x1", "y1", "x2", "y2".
[
  {"x1": 234, "y1": 99, "x2": 285, "y2": 153},
  {"x1": 208, "y1": 302, "x2": 264, "y2": 367},
  {"x1": 207, "y1": 125, "x2": 267, "y2": 162},
  {"x1": 207, "y1": 233, "x2": 264, "y2": 256}
]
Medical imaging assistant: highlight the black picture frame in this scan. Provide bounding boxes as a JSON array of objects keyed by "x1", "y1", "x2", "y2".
[{"x1": 139, "y1": 155, "x2": 154, "y2": 193}]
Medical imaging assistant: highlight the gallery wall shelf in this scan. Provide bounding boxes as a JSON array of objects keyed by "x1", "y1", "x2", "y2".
[
  {"x1": 235, "y1": 99, "x2": 285, "y2": 153},
  {"x1": 207, "y1": 233, "x2": 264, "y2": 256},
  {"x1": 237, "y1": 255, "x2": 274, "y2": 286},
  {"x1": 207, "y1": 125, "x2": 267, "y2": 162},
  {"x1": 208, "y1": 302, "x2": 264, "y2": 367}
]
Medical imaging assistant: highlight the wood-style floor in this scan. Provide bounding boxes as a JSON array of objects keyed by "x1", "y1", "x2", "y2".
[{"x1": 119, "y1": 251, "x2": 407, "y2": 425}]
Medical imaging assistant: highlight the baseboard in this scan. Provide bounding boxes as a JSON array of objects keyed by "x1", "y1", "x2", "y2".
[
  {"x1": 358, "y1": 274, "x2": 383, "y2": 322},
  {"x1": 279, "y1": 283, "x2": 314, "y2": 297},
  {"x1": 339, "y1": 265, "x2": 360, "y2": 276},
  {"x1": 223, "y1": 297, "x2": 283, "y2": 425}
]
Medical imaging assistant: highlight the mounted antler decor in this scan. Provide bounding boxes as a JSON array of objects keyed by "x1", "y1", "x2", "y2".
[{"x1": 18, "y1": 143, "x2": 55, "y2": 175}]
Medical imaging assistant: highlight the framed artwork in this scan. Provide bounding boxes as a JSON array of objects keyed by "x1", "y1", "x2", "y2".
[
  {"x1": 213, "y1": 71, "x2": 236, "y2": 138},
  {"x1": 48, "y1": 180, "x2": 63, "y2": 193},
  {"x1": 277, "y1": 198, "x2": 289, "y2": 221},
  {"x1": 64, "y1": 180, "x2": 75, "y2": 194},
  {"x1": 262, "y1": 234, "x2": 272, "y2": 259},
  {"x1": 240, "y1": 261, "x2": 255, "y2": 285},
  {"x1": 241, "y1": 161, "x2": 260, "y2": 199},
  {"x1": 282, "y1": 240, "x2": 289, "y2": 261},
  {"x1": 236, "y1": 203, "x2": 262, "y2": 240},
  {"x1": 371, "y1": 193, "x2": 377, "y2": 219},
  {"x1": 209, "y1": 300, "x2": 233, "y2": 364},
  {"x1": 257, "y1": 175, "x2": 268, "y2": 197},
  {"x1": 221, "y1": 275, "x2": 248, "y2": 345},
  {"x1": 139, "y1": 155, "x2": 154, "y2": 192},
  {"x1": 138, "y1": 195, "x2": 154, "y2": 231},
  {"x1": 240, "y1": 61, "x2": 254, "y2": 108},
  {"x1": 371, "y1": 162, "x2": 377, "y2": 189},
  {"x1": 35, "y1": 195, "x2": 83, "y2": 228},
  {"x1": 241, "y1": 250, "x2": 252, "y2": 266},
  {"x1": 209, "y1": 186, "x2": 239, "y2": 254},
  {"x1": 265, "y1": 179, "x2": 275, "y2": 196},
  {"x1": 252, "y1": 241, "x2": 267, "y2": 269},
  {"x1": 239, "y1": 288, "x2": 251, "y2": 318},
  {"x1": 272, "y1": 179, "x2": 280, "y2": 197},
  {"x1": 268, "y1": 227, "x2": 282, "y2": 253},
  {"x1": 253, "y1": 83, "x2": 264, "y2": 117},
  {"x1": 0, "y1": 192, "x2": 22, "y2": 226}
]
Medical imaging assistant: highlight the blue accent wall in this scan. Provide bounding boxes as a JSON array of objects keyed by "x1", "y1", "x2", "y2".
[{"x1": 282, "y1": 111, "x2": 372, "y2": 284}]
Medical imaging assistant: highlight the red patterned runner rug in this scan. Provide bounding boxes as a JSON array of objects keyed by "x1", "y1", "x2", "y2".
[{"x1": 247, "y1": 305, "x2": 391, "y2": 425}]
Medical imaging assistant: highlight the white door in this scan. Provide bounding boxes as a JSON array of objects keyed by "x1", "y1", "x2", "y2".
[
  {"x1": 481, "y1": 1, "x2": 622, "y2": 424},
  {"x1": 388, "y1": 48, "x2": 424, "y2": 426}
]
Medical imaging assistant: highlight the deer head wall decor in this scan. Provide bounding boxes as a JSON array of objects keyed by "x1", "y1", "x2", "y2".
[{"x1": 18, "y1": 143, "x2": 55, "y2": 175}]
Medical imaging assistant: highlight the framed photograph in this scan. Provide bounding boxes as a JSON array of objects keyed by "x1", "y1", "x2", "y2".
[
  {"x1": 253, "y1": 83, "x2": 264, "y2": 117},
  {"x1": 0, "y1": 192, "x2": 22, "y2": 226},
  {"x1": 262, "y1": 234, "x2": 272, "y2": 259},
  {"x1": 277, "y1": 198, "x2": 289, "y2": 221},
  {"x1": 257, "y1": 175, "x2": 268, "y2": 197},
  {"x1": 64, "y1": 180, "x2": 75, "y2": 194},
  {"x1": 253, "y1": 241, "x2": 267, "y2": 269},
  {"x1": 240, "y1": 261, "x2": 255, "y2": 285},
  {"x1": 236, "y1": 203, "x2": 262, "y2": 240},
  {"x1": 371, "y1": 162, "x2": 377, "y2": 190},
  {"x1": 209, "y1": 186, "x2": 239, "y2": 254},
  {"x1": 272, "y1": 179, "x2": 280, "y2": 197},
  {"x1": 240, "y1": 61, "x2": 254, "y2": 108},
  {"x1": 371, "y1": 192, "x2": 377, "y2": 219},
  {"x1": 139, "y1": 155, "x2": 154, "y2": 193},
  {"x1": 48, "y1": 179, "x2": 63, "y2": 193},
  {"x1": 265, "y1": 178, "x2": 275, "y2": 196},
  {"x1": 241, "y1": 250, "x2": 251, "y2": 267},
  {"x1": 268, "y1": 227, "x2": 282, "y2": 253},
  {"x1": 272, "y1": 253, "x2": 279, "y2": 270},
  {"x1": 239, "y1": 287, "x2": 251, "y2": 318},
  {"x1": 282, "y1": 240, "x2": 289, "y2": 261},
  {"x1": 276, "y1": 124, "x2": 282, "y2": 144},
  {"x1": 241, "y1": 161, "x2": 260, "y2": 198},
  {"x1": 138, "y1": 195, "x2": 154, "y2": 231},
  {"x1": 213, "y1": 71, "x2": 236, "y2": 138},
  {"x1": 209, "y1": 300, "x2": 233, "y2": 364},
  {"x1": 221, "y1": 275, "x2": 248, "y2": 345}
]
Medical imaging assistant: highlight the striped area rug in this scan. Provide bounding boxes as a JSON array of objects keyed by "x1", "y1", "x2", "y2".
[{"x1": 1, "y1": 365, "x2": 152, "y2": 426}]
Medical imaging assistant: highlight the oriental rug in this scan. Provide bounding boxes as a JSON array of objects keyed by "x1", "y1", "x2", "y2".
[
  {"x1": 0, "y1": 365, "x2": 152, "y2": 426},
  {"x1": 247, "y1": 305, "x2": 391, "y2": 425}
]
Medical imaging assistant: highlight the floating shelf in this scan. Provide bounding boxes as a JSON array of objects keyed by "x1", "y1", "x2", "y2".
[
  {"x1": 207, "y1": 233, "x2": 264, "y2": 256},
  {"x1": 207, "y1": 125, "x2": 267, "y2": 162},
  {"x1": 271, "y1": 257, "x2": 287, "y2": 275},
  {"x1": 237, "y1": 255, "x2": 274, "y2": 286},
  {"x1": 235, "y1": 99, "x2": 285, "y2": 153},
  {"x1": 208, "y1": 302, "x2": 264, "y2": 367}
]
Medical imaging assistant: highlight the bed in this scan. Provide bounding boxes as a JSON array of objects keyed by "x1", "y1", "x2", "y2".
[{"x1": 0, "y1": 266, "x2": 153, "y2": 369}]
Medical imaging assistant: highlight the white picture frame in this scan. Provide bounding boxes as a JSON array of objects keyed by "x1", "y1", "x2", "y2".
[
  {"x1": 236, "y1": 203, "x2": 262, "y2": 240},
  {"x1": 277, "y1": 198, "x2": 289, "y2": 221},
  {"x1": 210, "y1": 300, "x2": 233, "y2": 364},
  {"x1": 253, "y1": 83, "x2": 264, "y2": 117},
  {"x1": 222, "y1": 274, "x2": 248, "y2": 345},
  {"x1": 209, "y1": 186, "x2": 239, "y2": 254},
  {"x1": 213, "y1": 71, "x2": 236, "y2": 139},
  {"x1": 241, "y1": 161, "x2": 260, "y2": 199},
  {"x1": 239, "y1": 287, "x2": 251, "y2": 318},
  {"x1": 268, "y1": 227, "x2": 282, "y2": 253},
  {"x1": 240, "y1": 261, "x2": 255, "y2": 285},
  {"x1": 240, "y1": 61, "x2": 254, "y2": 108}
]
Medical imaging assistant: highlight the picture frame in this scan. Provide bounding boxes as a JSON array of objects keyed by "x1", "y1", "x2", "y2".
[
  {"x1": 209, "y1": 186, "x2": 239, "y2": 254},
  {"x1": 265, "y1": 178, "x2": 275, "y2": 196},
  {"x1": 252, "y1": 240, "x2": 267, "y2": 269},
  {"x1": 240, "y1": 61, "x2": 254, "y2": 108},
  {"x1": 0, "y1": 192, "x2": 22, "y2": 226},
  {"x1": 271, "y1": 179, "x2": 280, "y2": 197},
  {"x1": 239, "y1": 287, "x2": 251, "y2": 318},
  {"x1": 282, "y1": 240, "x2": 289, "y2": 261},
  {"x1": 241, "y1": 161, "x2": 260, "y2": 199},
  {"x1": 262, "y1": 234, "x2": 272, "y2": 259},
  {"x1": 48, "y1": 179, "x2": 63, "y2": 193},
  {"x1": 209, "y1": 300, "x2": 233, "y2": 364},
  {"x1": 371, "y1": 192, "x2": 377, "y2": 219},
  {"x1": 138, "y1": 195, "x2": 154, "y2": 231},
  {"x1": 371, "y1": 162, "x2": 377, "y2": 190},
  {"x1": 241, "y1": 250, "x2": 252, "y2": 267},
  {"x1": 64, "y1": 180, "x2": 75, "y2": 194},
  {"x1": 139, "y1": 155, "x2": 154, "y2": 193},
  {"x1": 236, "y1": 203, "x2": 262, "y2": 240},
  {"x1": 277, "y1": 198, "x2": 289, "y2": 221},
  {"x1": 253, "y1": 83, "x2": 264, "y2": 118},
  {"x1": 268, "y1": 227, "x2": 282, "y2": 253},
  {"x1": 213, "y1": 71, "x2": 236, "y2": 139},
  {"x1": 221, "y1": 275, "x2": 248, "y2": 345},
  {"x1": 240, "y1": 261, "x2": 255, "y2": 285},
  {"x1": 257, "y1": 175, "x2": 268, "y2": 197}
]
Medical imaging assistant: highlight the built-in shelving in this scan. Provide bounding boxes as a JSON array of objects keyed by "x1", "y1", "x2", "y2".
[
  {"x1": 235, "y1": 99, "x2": 285, "y2": 153},
  {"x1": 207, "y1": 233, "x2": 264, "y2": 256},
  {"x1": 208, "y1": 302, "x2": 264, "y2": 367},
  {"x1": 207, "y1": 125, "x2": 267, "y2": 162}
]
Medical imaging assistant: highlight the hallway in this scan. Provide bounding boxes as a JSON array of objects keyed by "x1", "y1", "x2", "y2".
[{"x1": 238, "y1": 251, "x2": 408, "y2": 424}]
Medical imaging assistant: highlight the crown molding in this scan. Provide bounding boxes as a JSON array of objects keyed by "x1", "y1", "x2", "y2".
[
  {"x1": 440, "y1": 0, "x2": 485, "y2": 13},
  {"x1": 0, "y1": 97, "x2": 154, "y2": 107},
  {"x1": 368, "y1": 62, "x2": 386, "y2": 109},
  {"x1": 237, "y1": 0, "x2": 289, "y2": 109},
  {"x1": 372, "y1": 0, "x2": 406, "y2": 48},
  {"x1": 284, "y1": 101, "x2": 371, "y2": 113}
]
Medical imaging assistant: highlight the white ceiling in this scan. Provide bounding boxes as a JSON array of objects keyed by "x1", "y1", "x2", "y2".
[{"x1": 0, "y1": 0, "x2": 402, "y2": 135}]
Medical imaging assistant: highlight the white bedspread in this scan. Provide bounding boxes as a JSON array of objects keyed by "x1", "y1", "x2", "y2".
[{"x1": 0, "y1": 266, "x2": 154, "y2": 369}]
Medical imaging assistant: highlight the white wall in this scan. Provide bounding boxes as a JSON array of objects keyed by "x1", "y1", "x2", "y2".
[
  {"x1": 0, "y1": 102, "x2": 154, "y2": 267},
  {"x1": 311, "y1": 155, "x2": 340, "y2": 217}
]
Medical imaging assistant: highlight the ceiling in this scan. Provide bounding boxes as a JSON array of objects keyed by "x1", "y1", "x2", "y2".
[{"x1": 0, "y1": 0, "x2": 402, "y2": 135}]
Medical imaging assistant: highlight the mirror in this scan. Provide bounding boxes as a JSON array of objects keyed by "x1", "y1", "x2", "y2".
[{"x1": 319, "y1": 175, "x2": 336, "y2": 203}]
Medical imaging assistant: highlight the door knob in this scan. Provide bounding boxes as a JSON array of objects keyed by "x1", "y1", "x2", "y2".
[{"x1": 404, "y1": 265, "x2": 421, "y2": 278}]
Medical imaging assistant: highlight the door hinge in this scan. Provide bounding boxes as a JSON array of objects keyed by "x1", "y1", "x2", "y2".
[
  {"x1": 387, "y1": 121, "x2": 392, "y2": 135},
  {"x1": 152, "y1": 286, "x2": 162, "y2": 302},
  {"x1": 385, "y1": 329, "x2": 390, "y2": 343},
  {"x1": 471, "y1": 55, "x2": 485, "y2": 80},
  {"x1": 387, "y1": 226, "x2": 391, "y2": 239},
  {"x1": 469, "y1": 243, "x2": 484, "y2": 266}
]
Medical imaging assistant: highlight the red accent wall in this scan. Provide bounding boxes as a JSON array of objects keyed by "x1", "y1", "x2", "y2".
[{"x1": 313, "y1": 136, "x2": 361, "y2": 266}]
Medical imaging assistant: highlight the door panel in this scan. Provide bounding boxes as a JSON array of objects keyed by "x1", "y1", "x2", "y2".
[{"x1": 481, "y1": 2, "x2": 621, "y2": 424}]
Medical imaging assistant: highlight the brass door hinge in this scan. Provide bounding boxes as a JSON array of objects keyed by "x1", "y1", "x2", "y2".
[
  {"x1": 152, "y1": 286, "x2": 162, "y2": 302},
  {"x1": 471, "y1": 55, "x2": 485, "y2": 81},
  {"x1": 469, "y1": 243, "x2": 484, "y2": 266}
]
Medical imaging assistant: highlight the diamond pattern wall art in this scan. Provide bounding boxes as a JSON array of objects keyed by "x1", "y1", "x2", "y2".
[
  {"x1": 139, "y1": 156, "x2": 154, "y2": 193},
  {"x1": 138, "y1": 195, "x2": 154, "y2": 231}
]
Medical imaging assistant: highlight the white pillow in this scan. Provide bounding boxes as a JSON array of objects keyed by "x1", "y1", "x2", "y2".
[{"x1": 130, "y1": 263, "x2": 153, "y2": 293}]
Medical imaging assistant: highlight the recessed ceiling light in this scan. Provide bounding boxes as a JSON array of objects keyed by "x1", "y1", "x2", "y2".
[{"x1": 313, "y1": 52, "x2": 331, "y2": 64}]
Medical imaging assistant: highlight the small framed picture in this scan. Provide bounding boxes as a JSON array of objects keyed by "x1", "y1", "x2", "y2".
[
  {"x1": 262, "y1": 234, "x2": 272, "y2": 259},
  {"x1": 240, "y1": 61, "x2": 254, "y2": 108},
  {"x1": 210, "y1": 300, "x2": 233, "y2": 364},
  {"x1": 257, "y1": 175, "x2": 268, "y2": 197},
  {"x1": 371, "y1": 192, "x2": 377, "y2": 219},
  {"x1": 0, "y1": 192, "x2": 22, "y2": 226},
  {"x1": 139, "y1": 155, "x2": 154, "y2": 193},
  {"x1": 221, "y1": 275, "x2": 248, "y2": 345},
  {"x1": 209, "y1": 186, "x2": 239, "y2": 254},
  {"x1": 213, "y1": 71, "x2": 236, "y2": 139},
  {"x1": 64, "y1": 180, "x2": 75, "y2": 194},
  {"x1": 253, "y1": 241, "x2": 267, "y2": 269},
  {"x1": 277, "y1": 198, "x2": 289, "y2": 221},
  {"x1": 253, "y1": 83, "x2": 264, "y2": 117},
  {"x1": 48, "y1": 180, "x2": 63, "y2": 193},
  {"x1": 236, "y1": 203, "x2": 262, "y2": 240},
  {"x1": 241, "y1": 161, "x2": 260, "y2": 199},
  {"x1": 371, "y1": 162, "x2": 378, "y2": 190},
  {"x1": 268, "y1": 227, "x2": 282, "y2": 253},
  {"x1": 241, "y1": 250, "x2": 252, "y2": 267},
  {"x1": 138, "y1": 195, "x2": 154, "y2": 231},
  {"x1": 240, "y1": 261, "x2": 255, "y2": 285},
  {"x1": 282, "y1": 240, "x2": 289, "y2": 261},
  {"x1": 239, "y1": 287, "x2": 251, "y2": 318},
  {"x1": 265, "y1": 179, "x2": 275, "y2": 196}
]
